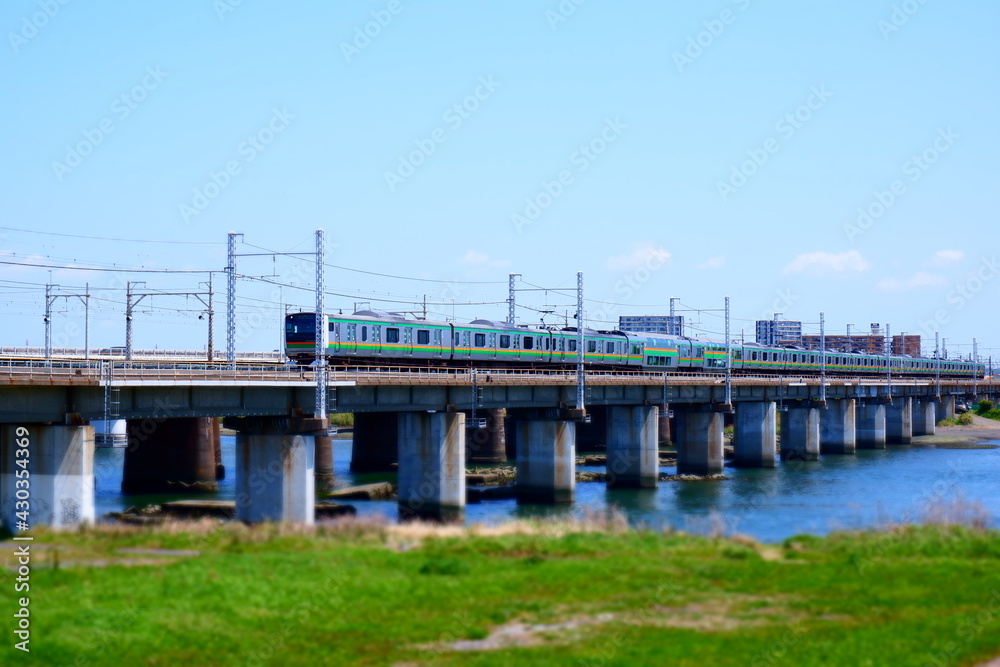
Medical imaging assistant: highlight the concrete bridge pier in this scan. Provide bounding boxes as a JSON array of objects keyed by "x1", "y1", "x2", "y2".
[
  {"x1": 122, "y1": 417, "x2": 219, "y2": 494},
  {"x1": 856, "y1": 402, "x2": 887, "y2": 449},
  {"x1": 940, "y1": 395, "x2": 956, "y2": 420},
  {"x1": 733, "y1": 401, "x2": 776, "y2": 468},
  {"x1": 912, "y1": 400, "x2": 937, "y2": 437},
  {"x1": 2, "y1": 424, "x2": 95, "y2": 530},
  {"x1": 516, "y1": 420, "x2": 576, "y2": 503},
  {"x1": 820, "y1": 399, "x2": 856, "y2": 455},
  {"x1": 226, "y1": 417, "x2": 319, "y2": 524},
  {"x1": 605, "y1": 406, "x2": 659, "y2": 489},
  {"x1": 350, "y1": 412, "x2": 398, "y2": 472},
  {"x1": 674, "y1": 407, "x2": 724, "y2": 475},
  {"x1": 780, "y1": 404, "x2": 820, "y2": 461},
  {"x1": 398, "y1": 412, "x2": 466, "y2": 521},
  {"x1": 886, "y1": 397, "x2": 913, "y2": 445},
  {"x1": 466, "y1": 408, "x2": 507, "y2": 464}
]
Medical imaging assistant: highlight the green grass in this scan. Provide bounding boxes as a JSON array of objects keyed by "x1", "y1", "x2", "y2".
[
  {"x1": 330, "y1": 412, "x2": 354, "y2": 427},
  {"x1": 938, "y1": 413, "x2": 975, "y2": 426},
  {"x1": 3, "y1": 522, "x2": 1000, "y2": 665}
]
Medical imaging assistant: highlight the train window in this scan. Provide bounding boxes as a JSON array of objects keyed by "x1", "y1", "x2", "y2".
[
  {"x1": 347, "y1": 323, "x2": 356, "y2": 341},
  {"x1": 545, "y1": 338, "x2": 550, "y2": 351},
  {"x1": 474, "y1": 333, "x2": 486, "y2": 348},
  {"x1": 328, "y1": 322, "x2": 336, "y2": 333},
  {"x1": 751, "y1": 351, "x2": 757, "y2": 361},
  {"x1": 524, "y1": 337, "x2": 534, "y2": 350},
  {"x1": 386, "y1": 328, "x2": 400, "y2": 344},
  {"x1": 559, "y1": 339, "x2": 565, "y2": 352},
  {"x1": 500, "y1": 335, "x2": 511, "y2": 349},
  {"x1": 606, "y1": 341, "x2": 614, "y2": 354},
  {"x1": 403, "y1": 328, "x2": 412, "y2": 344},
  {"x1": 417, "y1": 330, "x2": 430, "y2": 345},
  {"x1": 362, "y1": 326, "x2": 368, "y2": 342},
  {"x1": 762, "y1": 352, "x2": 768, "y2": 362},
  {"x1": 631, "y1": 344, "x2": 641, "y2": 355},
  {"x1": 433, "y1": 330, "x2": 442, "y2": 347},
  {"x1": 462, "y1": 332, "x2": 470, "y2": 348},
  {"x1": 569, "y1": 340, "x2": 577, "y2": 352},
  {"x1": 372, "y1": 326, "x2": 381, "y2": 343},
  {"x1": 489, "y1": 333, "x2": 497, "y2": 348},
  {"x1": 665, "y1": 357, "x2": 672, "y2": 366},
  {"x1": 588, "y1": 341, "x2": 597, "y2": 353}
]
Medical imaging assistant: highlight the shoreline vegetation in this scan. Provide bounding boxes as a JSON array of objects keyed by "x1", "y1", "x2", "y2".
[{"x1": 5, "y1": 498, "x2": 1000, "y2": 665}]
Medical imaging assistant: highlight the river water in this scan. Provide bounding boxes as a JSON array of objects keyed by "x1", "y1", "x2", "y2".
[{"x1": 94, "y1": 436, "x2": 1000, "y2": 543}]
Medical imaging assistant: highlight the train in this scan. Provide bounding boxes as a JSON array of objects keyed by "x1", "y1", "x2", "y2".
[{"x1": 284, "y1": 310, "x2": 986, "y2": 379}]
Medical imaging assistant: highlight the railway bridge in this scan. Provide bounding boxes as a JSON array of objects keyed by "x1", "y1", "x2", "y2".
[{"x1": 0, "y1": 360, "x2": 995, "y2": 527}]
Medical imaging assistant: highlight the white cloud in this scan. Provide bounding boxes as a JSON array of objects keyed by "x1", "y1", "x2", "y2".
[
  {"x1": 459, "y1": 250, "x2": 509, "y2": 268},
  {"x1": 781, "y1": 250, "x2": 871, "y2": 276},
  {"x1": 697, "y1": 256, "x2": 726, "y2": 270},
  {"x1": 604, "y1": 242, "x2": 671, "y2": 271},
  {"x1": 927, "y1": 249, "x2": 964, "y2": 267},
  {"x1": 876, "y1": 271, "x2": 948, "y2": 292}
]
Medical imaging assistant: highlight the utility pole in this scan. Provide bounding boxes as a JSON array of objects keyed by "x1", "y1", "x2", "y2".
[
  {"x1": 125, "y1": 281, "x2": 147, "y2": 362},
  {"x1": 973, "y1": 338, "x2": 979, "y2": 397},
  {"x1": 315, "y1": 228, "x2": 327, "y2": 421},
  {"x1": 724, "y1": 296, "x2": 732, "y2": 407},
  {"x1": 44, "y1": 283, "x2": 53, "y2": 360},
  {"x1": 820, "y1": 311, "x2": 826, "y2": 403},
  {"x1": 935, "y1": 331, "x2": 941, "y2": 398},
  {"x1": 198, "y1": 274, "x2": 216, "y2": 362},
  {"x1": 508, "y1": 273, "x2": 521, "y2": 325},
  {"x1": 226, "y1": 232, "x2": 243, "y2": 369},
  {"x1": 846, "y1": 323, "x2": 853, "y2": 353},
  {"x1": 885, "y1": 323, "x2": 891, "y2": 396},
  {"x1": 576, "y1": 271, "x2": 585, "y2": 413}
]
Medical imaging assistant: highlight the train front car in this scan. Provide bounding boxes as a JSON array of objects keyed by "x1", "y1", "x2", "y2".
[{"x1": 284, "y1": 312, "x2": 318, "y2": 363}]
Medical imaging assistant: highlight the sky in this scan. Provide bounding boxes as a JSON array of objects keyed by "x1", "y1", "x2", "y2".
[{"x1": 1, "y1": 0, "x2": 997, "y2": 362}]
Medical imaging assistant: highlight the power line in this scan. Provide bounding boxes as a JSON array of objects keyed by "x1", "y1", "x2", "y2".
[
  {"x1": 242, "y1": 242, "x2": 507, "y2": 286},
  {"x1": 0, "y1": 226, "x2": 222, "y2": 245},
  {"x1": 0, "y1": 259, "x2": 210, "y2": 274}
]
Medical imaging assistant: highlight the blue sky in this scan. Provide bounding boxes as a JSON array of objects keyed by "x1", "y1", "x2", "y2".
[{"x1": 1, "y1": 0, "x2": 997, "y2": 361}]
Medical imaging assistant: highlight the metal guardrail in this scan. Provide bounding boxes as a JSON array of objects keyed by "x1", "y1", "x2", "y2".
[
  {"x1": 0, "y1": 347, "x2": 284, "y2": 361},
  {"x1": 0, "y1": 361, "x2": 989, "y2": 389}
]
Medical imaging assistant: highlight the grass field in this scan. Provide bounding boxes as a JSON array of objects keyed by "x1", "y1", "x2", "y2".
[{"x1": 4, "y1": 512, "x2": 1000, "y2": 666}]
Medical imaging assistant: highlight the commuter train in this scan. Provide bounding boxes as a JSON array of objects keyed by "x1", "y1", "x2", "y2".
[{"x1": 284, "y1": 311, "x2": 986, "y2": 378}]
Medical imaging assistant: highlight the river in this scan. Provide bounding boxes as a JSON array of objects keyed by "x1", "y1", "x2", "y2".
[{"x1": 93, "y1": 435, "x2": 1000, "y2": 543}]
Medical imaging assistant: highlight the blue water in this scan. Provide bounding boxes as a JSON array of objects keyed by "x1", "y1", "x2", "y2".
[{"x1": 94, "y1": 436, "x2": 1000, "y2": 543}]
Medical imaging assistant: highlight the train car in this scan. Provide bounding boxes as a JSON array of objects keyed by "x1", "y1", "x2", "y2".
[{"x1": 284, "y1": 311, "x2": 986, "y2": 379}]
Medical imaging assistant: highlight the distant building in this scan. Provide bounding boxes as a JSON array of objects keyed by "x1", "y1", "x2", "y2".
[
  {"x1": 618, "y1": 315, "x2": 684, "y2": 336},
  {"x1": 755, "y1": 314, "x2": 802, "y2": 346},
  {"x1": 803, "y1": 334, "x2": 885, "y2": 355}
]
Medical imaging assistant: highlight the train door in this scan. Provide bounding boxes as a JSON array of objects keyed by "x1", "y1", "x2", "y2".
[
  {"x1": 343, "y1": 322, "x2": 357, "y2": 356},
  {"x1": 488, "y1": 332, "x2": 498, "y2": 359},
  {"x1": 433, "y1": 329, "x2": 444, "y2": 358},
  {"x1": 370, "y1": 325, "x2": 382, "y2": 355}
]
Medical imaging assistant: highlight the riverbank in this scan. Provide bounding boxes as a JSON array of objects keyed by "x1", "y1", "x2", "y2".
[{"x1": 5, "y1": 511, "x2": 1000, "y2": 666}]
